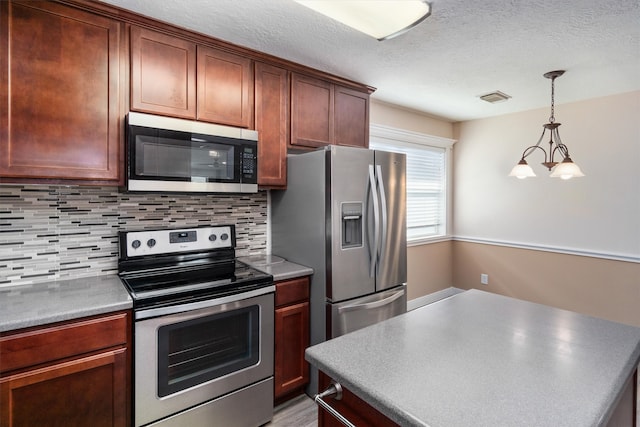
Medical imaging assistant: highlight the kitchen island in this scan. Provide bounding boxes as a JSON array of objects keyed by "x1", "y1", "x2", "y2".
[{"x1": 305, "y1": 289, "x2": 640, "y2": 427}]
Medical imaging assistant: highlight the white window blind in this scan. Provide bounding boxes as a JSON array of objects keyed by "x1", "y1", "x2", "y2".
[{"x1": 370, "y1": 138, "x2": 447, "y2": 241}]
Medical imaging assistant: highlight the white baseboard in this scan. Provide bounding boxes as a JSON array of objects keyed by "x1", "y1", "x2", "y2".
[{"x1": 407, "y1": 287, "x2": 465, "y2": 311}]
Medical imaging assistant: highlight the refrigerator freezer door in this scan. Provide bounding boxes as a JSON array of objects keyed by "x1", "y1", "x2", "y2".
[
  {"x1": 374, "y1": 150, "x2": 407, "y2": 291},
  {"x1": 329, "y1": 285, "x2": 407, "y2": 337},
  {"x1": 328, "y1": 146, "x2": 376, "y2": 302}
]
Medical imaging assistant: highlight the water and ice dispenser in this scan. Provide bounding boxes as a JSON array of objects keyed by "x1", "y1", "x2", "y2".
[{"x1": 341, "y1": 202, "x2": 363, "y2": 249}]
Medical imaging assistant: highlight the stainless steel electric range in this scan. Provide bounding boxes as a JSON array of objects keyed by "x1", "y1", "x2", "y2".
[{"x1": 118, "y1": 225, "x2": 274, "y2": 427}]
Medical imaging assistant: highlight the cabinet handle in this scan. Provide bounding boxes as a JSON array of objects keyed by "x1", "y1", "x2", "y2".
[{"x1": 314, "y1": 382, "x2": 356, "y2": 427}]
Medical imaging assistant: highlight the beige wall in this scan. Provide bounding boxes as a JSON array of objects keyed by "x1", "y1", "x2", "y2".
[
  {"x1": 453, "y1": 241, "x2": 640, "y2": 327},
  {"x1": 452, "y1": 91, "x2": 640, "y2": 327},
  {"x1": 452, "y1": 91, "x2": 640, "y2": 257},
  {"x1": 370, "y1": 99, "x2": 453, "y2": 139},
  {"x1": 372, "y1": 93, "x2": 640, "y2": 329},
  {"x1": 407, "y1": 241, "x2": 453, "y2": 300},
  {"x1": 370, "y1": 99, "x2": 455, "y2": 299}
]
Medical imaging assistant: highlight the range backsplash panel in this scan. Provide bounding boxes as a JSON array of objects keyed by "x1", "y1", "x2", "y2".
[{"x1": 0, "y1": 185, "x2": 267, "y2": 287}]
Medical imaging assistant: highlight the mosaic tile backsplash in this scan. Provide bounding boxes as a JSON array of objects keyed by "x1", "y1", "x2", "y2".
[{"x1": 0, "y1": 185, "x2": 268, "y2": 287}]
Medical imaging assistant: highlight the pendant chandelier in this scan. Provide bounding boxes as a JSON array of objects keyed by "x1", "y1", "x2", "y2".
[{"x1": 509, "y1": 70, "x2": 585, "y2": 180}]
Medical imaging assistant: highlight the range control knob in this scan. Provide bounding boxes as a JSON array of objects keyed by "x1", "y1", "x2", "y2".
[
  {"x1": 147, "y1": 238, "x2": 156, "y2": 248},
  {"x1": 208, "y1": 234, "x2": 217, "y2": 242},
  {"x1": 131, "y1": 239, "x2": 141, "y2": 249},
  {"x1": 220, "y1": 233, "x2": 229, "y2": 241}
]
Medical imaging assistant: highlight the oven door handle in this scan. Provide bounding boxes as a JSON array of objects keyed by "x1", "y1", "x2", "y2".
[{"x1": 135, "y1": 285, "x2": 275, "y2": 320}]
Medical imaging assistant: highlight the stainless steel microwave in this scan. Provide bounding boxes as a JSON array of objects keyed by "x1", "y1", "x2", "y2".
[{"x1": 126, "y1": 112, "x2": 258, "y2": 193}]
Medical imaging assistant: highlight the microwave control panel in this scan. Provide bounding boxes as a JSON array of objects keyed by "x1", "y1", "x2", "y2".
[{"x1": 241, "y1": 146, "x2": 257, "y2": 181}]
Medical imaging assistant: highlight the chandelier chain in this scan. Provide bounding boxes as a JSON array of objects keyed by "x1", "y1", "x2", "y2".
[{"x1": 549, "y1": 77, "x2": 555, "y2": 123}]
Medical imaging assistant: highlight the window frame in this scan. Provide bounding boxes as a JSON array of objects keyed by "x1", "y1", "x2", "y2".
[{"x1": 369, "y1": 124, "x2": 455, "y2": 246}]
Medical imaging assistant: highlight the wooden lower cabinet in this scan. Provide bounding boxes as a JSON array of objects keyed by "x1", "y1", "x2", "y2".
[
  {"x1": 274, "y1": 276, "x2": 310, "y2": 402},
  {"x1": 318, "y1": 372, "x2": 398, "y2": 427},
  {"x1": 0, "y1": 311, "x2": 131, "y2": 427}
]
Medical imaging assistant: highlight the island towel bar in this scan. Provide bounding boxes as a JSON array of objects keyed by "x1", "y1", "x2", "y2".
[{"x1": 314, "y1": 382, "x2": 356, "y2": 427}]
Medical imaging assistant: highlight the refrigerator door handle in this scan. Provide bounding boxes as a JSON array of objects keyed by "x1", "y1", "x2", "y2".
[
  {"x1": 368, "y1": 164, "x2": 379, "y2": 278},
  {"x1": 337, "y1": 289, "x2": 405, "y2": 313},
  {"x1": 375, "y1": 164, "x2": 388, "y2": 266}
]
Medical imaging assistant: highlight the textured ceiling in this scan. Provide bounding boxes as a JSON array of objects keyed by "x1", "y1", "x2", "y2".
[{"x1": 99, "y1": 0, "x2": 640, "y2": 122}]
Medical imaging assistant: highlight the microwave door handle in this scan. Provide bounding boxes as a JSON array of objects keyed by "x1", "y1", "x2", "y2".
[
  {"x1": 337, "y1": 289, "x2": 405, "y2": 313},
  {"x1": 368, "y1": 164, "x2": 379, "y2": 278},
  {"x1": 376, "y1": 165, "x2": 388, "y2": 266}
]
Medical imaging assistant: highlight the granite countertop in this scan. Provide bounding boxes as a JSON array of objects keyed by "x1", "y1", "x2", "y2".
[
  {"x1": 305, "y1": 289, "x2": 640, "y2": 427},
  {"x1": 0, "y1": 275, "x2": 132, "y2": 333},
  {"x1": 0, "y1": 254, "x2": 310, "y2": 333},
  {"x1": 238, "y1": 254, "x2": 313, "y2": 281}
]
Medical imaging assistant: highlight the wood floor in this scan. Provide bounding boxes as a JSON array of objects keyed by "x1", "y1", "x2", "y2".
[{"x1": 266, "y1": 394, "x2": 318, "y2": 427}]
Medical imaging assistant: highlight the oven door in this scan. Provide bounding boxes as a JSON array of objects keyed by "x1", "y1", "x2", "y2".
[{"x1": 134, "y1": 288, "x2": 274, "y2": 427}]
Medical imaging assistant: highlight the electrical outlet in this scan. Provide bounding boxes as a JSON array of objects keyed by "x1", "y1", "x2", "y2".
[{"x1": 480, "y1": 274, "x2": 489, "y2": 285}]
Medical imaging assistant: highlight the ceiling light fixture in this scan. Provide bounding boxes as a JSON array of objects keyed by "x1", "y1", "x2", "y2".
[
  {"x1": 509, "y1": 70, "x2": 585, "y2": 180},
  {"x1": 294, "y1": 0, "x2": 431, "y2": 41}
]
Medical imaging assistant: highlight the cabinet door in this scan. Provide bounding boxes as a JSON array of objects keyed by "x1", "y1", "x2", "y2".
[
  {"x1": 274, "y1": 301, "x2": 310, "y2": 399},
  {"x1": 197, "y1": 46, "x2": 253, "y2": 127},
  {"x1": 130, "y1": 26, "x2": 196, "y2": 119},
  {"x1": 290, "y1": 73, "x2": 333, "y2": 149},
  {"x1": 0, "y1": 348, "x2": 128, "y2": 427},
  {"x1": 0, "y1": 0, "x2": 123, "y2": 182},
  {"x1": 255, "y1": 62, "x2": 289, "y2": 187},
  {"x1": 334, "y1": 86, "x2": 369, "y2": 148}
]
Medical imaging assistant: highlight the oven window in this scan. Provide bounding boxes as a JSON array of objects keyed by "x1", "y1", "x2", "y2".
[{"x1": 157, "y1": 305, "x2": 260, "y2": 397}]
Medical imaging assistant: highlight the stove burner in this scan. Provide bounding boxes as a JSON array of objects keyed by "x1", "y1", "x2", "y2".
[{"x1": 117, "y1": 225, "x2": 273, "y2": 311}]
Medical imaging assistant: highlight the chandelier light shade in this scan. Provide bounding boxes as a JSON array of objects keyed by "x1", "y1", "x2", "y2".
[
  {"x1": 294, "y1": 0, "x2": 431, "y2": 41},
  {"x1": 509, "y1": 70, "x2": 585, "y2": 180}
]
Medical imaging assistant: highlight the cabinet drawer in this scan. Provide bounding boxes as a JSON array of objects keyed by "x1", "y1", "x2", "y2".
[
  {"x1": 0, "y1": 311, "x2": 129, "y2": 374},
  {"x1": 275, "y1": 277, "x2": 310, "y2": 307}
]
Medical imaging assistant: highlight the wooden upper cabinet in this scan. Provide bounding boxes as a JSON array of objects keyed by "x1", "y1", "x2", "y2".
[
  {"x1": 255, "y1": 62, "x2": 289, "y2": 187},
  {"x1": 198, "y1": 46, "x2": 253, "y2": 127},
  {"x1": 130, "y1": 26, "x2": 197, "y2": 119},
  {"x1": 334, "y1": 86, "x2": 369, "y2": 148},
  {"x1": 0, "y1": 0, "x2": 123, "y2": 182},
  {"x1": 291, "y1": 73, "x2": 370, "y2": 149},
  {"x1": 291, "y1": 73, "x2": 333, "y2": 149}
]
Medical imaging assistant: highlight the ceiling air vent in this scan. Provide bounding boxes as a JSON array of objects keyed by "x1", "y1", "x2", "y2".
[{"x1": 479, "y1": 91, "x2": 511, "y2": 103}]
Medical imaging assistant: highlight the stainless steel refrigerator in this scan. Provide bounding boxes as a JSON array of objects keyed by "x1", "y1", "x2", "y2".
[{"x1": 271, "y1": 145, "x2": 407, "y2": 395}]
